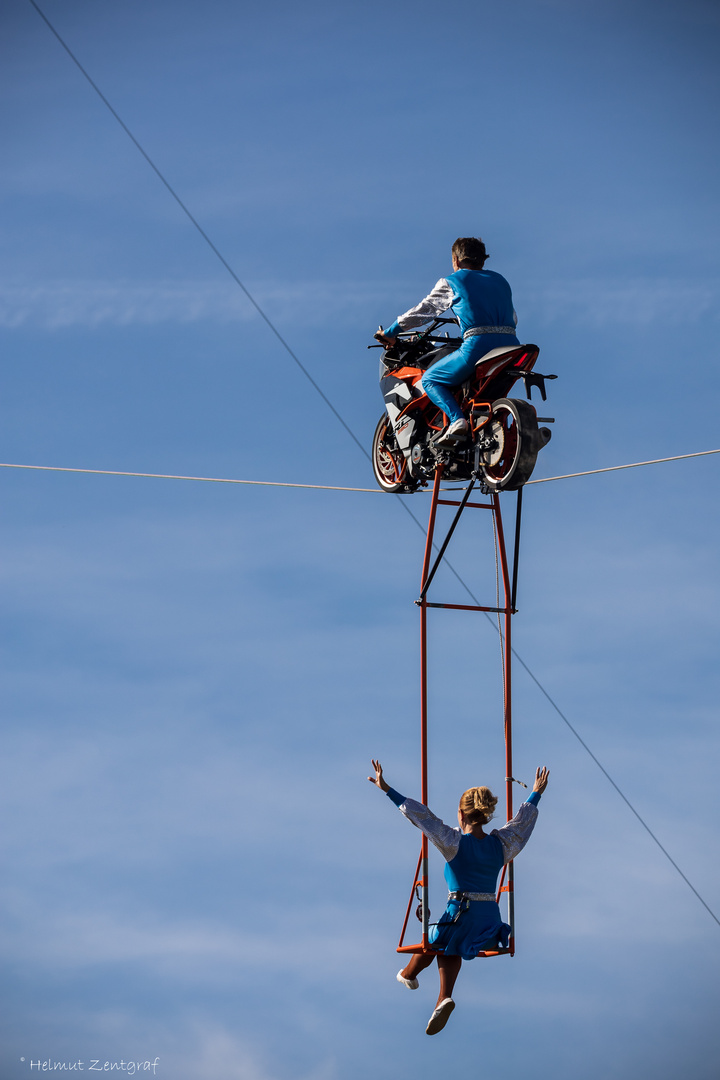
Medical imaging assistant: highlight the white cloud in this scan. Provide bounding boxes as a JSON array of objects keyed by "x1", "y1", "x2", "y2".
[
  {"x1": 0, "y1": 894, "x2": 387, "y2": 983},
  {"x1": 137, "y1": 1021, "x2": 336, "y2": 1080},
  {"x1": 522, "y1": 277, "x2": 720, "y2": 326},
  {"x1": 168, "y1": 1026, "x2": 281, "y2": 1080},
  {"x1": 0, "y1": 281, "x2": 253, "y2": 329},
  {"x1": 1, "y1": 276, "x2": 718, "y2": 330},
  {"x1": 0, "y1": 279, "x2": 390, "y2": 330}
]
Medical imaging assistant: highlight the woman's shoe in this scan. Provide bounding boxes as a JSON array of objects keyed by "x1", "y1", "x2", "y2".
[
  {"x1": 396, "y1": 969, "x2": 419, "y2": 989},
  {"x1": 425, "y1": 997, "x2": 455, "y2": 1035}
]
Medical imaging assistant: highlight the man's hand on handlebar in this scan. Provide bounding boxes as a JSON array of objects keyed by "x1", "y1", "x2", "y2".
[{"x1": 374, "y1": 330, "x2": 396, "y2": 347}]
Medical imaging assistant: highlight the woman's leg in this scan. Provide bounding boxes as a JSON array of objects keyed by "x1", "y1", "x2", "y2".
[
  {"x1": 400, "y1": 951, "x2": 437, "y2": 981},
  {"x1": 436, "y1": 954, "x2": 462, "y2": 1005}
]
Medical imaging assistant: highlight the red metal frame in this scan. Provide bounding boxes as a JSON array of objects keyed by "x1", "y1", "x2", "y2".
[{"x1": 396, "y1": 466, "x2": 517, "y2": 959}]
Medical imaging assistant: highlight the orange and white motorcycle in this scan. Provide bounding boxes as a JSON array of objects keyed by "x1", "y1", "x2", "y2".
[{"x1": 371, "y1": 317, "x2": 555, "y2": 493}]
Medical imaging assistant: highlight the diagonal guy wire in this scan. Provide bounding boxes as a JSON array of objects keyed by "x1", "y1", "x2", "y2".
[
  {"x1": 511, "y1": 650, "x2": 720, "y2": 928},
  {"x1": 27, "y1": 0, "x2": 719, "y2": 929},
  {"x1": 26, "y1": 0, "x2": 367, "y2": 462}
]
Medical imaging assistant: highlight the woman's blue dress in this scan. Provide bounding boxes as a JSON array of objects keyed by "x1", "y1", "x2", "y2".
[{"x1": 429, "y1": 832, "x2": 509, "y2": 959}]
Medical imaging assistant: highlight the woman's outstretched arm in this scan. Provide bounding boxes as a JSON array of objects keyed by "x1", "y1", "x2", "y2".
[
  {"x1": 368, "y1": 759, "x2": 461, "y2": 861},
  {"x1": 493, "y1": 766, "x2": 550, "y2": 864}
]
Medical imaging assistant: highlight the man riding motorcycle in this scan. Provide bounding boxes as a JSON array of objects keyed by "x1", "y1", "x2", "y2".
[{"x1": 375, "y1": 237, "x2": 520, "y2": 446}]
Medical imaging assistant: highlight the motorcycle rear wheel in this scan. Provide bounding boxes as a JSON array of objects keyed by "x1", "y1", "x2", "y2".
[
  {"x1": 479, "y1": 398, "x2": 540, "y2": 491},
  {"x1": 372, "y1": 415, "x2": 415, "y2": 493}
]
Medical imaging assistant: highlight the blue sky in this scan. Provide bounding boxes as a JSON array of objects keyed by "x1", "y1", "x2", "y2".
[{"x1": 1, "y1": 0, "x2": 719, "y2": 1077}]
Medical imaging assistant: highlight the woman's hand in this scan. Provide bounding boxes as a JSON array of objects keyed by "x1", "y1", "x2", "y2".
[
  {"x1": 532, "y1": 766, "x2": 550, "y2": 794},
  {"x1": 368, "y1": 759, "x2": 390, "y2": 793}
]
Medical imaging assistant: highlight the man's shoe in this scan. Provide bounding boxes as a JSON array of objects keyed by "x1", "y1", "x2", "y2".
[
  {"x1": 396, "y1": 969, "x2": 419, "y2": 990},
  {"x1": 436, "y1": 418, "x2": 468, "y2": 445},
  {"x1": 425, "y1": 998, "x2": 455, "y2": 1035}
]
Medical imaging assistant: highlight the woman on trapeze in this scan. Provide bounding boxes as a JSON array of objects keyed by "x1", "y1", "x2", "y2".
[{"x1": 368, "y1": 759, "x2": 549, "y2": 1035}]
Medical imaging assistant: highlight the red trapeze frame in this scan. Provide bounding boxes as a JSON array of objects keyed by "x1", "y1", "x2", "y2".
[{"x1": 396, "y1": 466, "x2": 522, "y2": 960}]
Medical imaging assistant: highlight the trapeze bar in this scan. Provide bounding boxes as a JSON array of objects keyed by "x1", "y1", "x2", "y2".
[
  {"x1": 415, "y1": 601, "x2": 515, "y2": 614},
  {"x1": 397, "y1": 944, "x2": 442, "y2": 955}
]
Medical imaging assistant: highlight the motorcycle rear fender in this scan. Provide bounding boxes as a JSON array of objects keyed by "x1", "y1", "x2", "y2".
[
  {"x1": 473, "y1": 344, "x2": 539, "y2": 369},
  {"x1": 473, "y1": 345, "x2": 538, "y2": 387}
]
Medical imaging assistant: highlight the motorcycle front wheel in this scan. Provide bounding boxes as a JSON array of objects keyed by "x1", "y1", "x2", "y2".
[
  {"x1": 372, "y1": 415, "x2": 414, "y2": 493},
  {"x1": 479, "y1": 398, "x2": 542, "y2": 491}
]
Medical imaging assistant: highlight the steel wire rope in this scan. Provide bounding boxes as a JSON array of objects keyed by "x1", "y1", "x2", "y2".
[
  {"x1": 509, "y1": 646, "x2": 720, "y2": 929},
  {"x1": 0, "y1": 462, "x2": 381, "y2": 492},
  {"x1": 526, "y1": 448, "x2": 720, "y2": 485},
  {"x1": 25, "y1": 0, "x2": 367, "y2": 461},
  {"x1": 24, "y1": 0, "x2": 719, "y2": 928},
  {"x1": 441, "y1": 544, "x2": 720, "y2": 930},
  {"x1": 1, "y1": 447, "x2": 719, "y2": 489}
]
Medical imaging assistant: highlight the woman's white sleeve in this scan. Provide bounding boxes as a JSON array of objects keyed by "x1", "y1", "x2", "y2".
[
  {"x1": 491, "y1": 801, "x2": 539, "y2": 864},
  {"x1": 397, "y1": 797, "x2": 461, "y2": 861}
]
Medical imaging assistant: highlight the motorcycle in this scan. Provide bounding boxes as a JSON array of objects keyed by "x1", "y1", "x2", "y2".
[{"x1": 370, "y1": 317, "x2": 556, "y2": 493}]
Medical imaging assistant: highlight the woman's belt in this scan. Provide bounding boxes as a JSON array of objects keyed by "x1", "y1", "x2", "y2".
[
  {"x1": 464, "y1": 326, "x2": 516, "y2": 339},
  {"x1": 448, "y1": 891, "x2": 496, "y2": 902}
]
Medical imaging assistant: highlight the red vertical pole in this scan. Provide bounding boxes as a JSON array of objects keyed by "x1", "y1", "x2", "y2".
[
  {"x1": 418, "y1": 466, "x2": 443, "y2": 949},
  {"x1": 505, "y1": 533, "x2": 515, "y2": 954},
  {"x1": 493, "y1": 493, "x2": 515, "y2": 953},
  {"x1": 419, "y1": 598, "x2": 430, "y2": 949},
  {"x1": 492, "y1": 494, "x2": 513, "y2": 818}
]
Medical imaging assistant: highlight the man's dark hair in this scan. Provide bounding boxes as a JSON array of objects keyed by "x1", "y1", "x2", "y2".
[{"x1": 452, "y1": 237, "x2": 489, "y2": 269}]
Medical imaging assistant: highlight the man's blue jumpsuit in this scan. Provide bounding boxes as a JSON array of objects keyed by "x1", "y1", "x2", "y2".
[{"x1": 383, "y1": 268, "x2": 520, "y2": 423}]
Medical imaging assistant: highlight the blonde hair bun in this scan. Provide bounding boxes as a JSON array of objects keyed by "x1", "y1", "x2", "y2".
[{"x1": 459, "y1": 785, "x2": 498, "y2": 826}]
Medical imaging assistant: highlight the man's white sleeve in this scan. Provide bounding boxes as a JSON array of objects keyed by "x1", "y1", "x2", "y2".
[
  {"x1": 397, "y1": 797, "x2": 461, "y2": 861},
  {"x1": 491, "y1": 801, "x2": 539, "y2": 864},
  {"x1": 394, "y1": 279, "x2": 456, "y2": 330}
]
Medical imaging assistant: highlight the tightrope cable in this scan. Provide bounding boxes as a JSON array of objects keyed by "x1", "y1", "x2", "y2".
[
  {"x1": 1, "y1": 446, "x2": 719, "y2": 490},
  {"x1": 527, "y1": 448, "x2": 720, "y2": 485},
  {"x1": 0, "y1": 462, "x2": 381, "y2": 493}
]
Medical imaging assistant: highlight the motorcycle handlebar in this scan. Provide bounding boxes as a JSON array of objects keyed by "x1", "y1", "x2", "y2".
[{"x1": 368, "y1": 334, "x2": 462, "y2": 349}]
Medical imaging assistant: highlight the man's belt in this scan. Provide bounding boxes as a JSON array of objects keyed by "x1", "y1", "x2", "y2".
[{"x1": 464, "y1": 326, "x2": 516, "y2": 339}]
